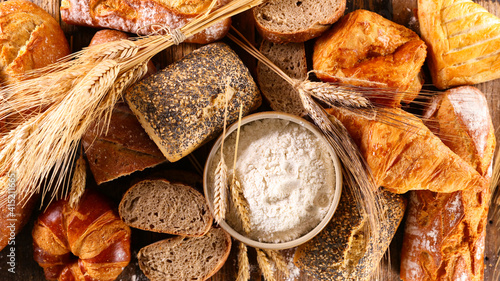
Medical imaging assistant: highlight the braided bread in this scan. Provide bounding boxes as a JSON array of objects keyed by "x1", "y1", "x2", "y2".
[{"x1": 32, "y1": 191, "x2": 131, "y2": 281}]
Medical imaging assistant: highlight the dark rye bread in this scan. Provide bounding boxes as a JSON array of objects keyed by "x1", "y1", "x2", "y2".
[
  {"x1": 253, "y1": 0, "x2": 346, "y2": 43},
  {"x1": 294, "y1": 187, "x2": 406, "y2": 281},
  {"x1": 82, "y1": 102, "x2": 166, "y2": 184},
  {"x1": 257, "y1": 40, "x2": 307, "y2": 116},
  {"x1": 125, "y1": 42, "x2": 261, "y2": 162},
  {"x1": 119, "y1": 179, "x2": 212, "y2": 236},
  {"x1": 137, "y1": 227, "x2": 232, "y2": 281}
]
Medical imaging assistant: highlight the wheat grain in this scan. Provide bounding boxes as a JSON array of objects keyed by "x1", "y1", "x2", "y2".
[
  {"x1": 264, "y1": 249, "x2": 289, "y2": 277},
  {"x1": 236, "y1": 242, "x2": 250, "y2": 281},
  {"x1": 256, "y1": 248, "x2": 276, "y2": 281},
  {"x1": 68, "y1": 151, "x2": 86, "y2": 208}
]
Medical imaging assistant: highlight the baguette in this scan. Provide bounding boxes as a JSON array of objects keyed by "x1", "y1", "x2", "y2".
[
  {"x1": 125, "y1": 42, "x2": 261, "y2": 162},
  {"x1": 400, "y1": 86, "x2": 495, "y2": 281},
  {"x1": 60, "y1": 0, "x2": 231, "y2": 44}
]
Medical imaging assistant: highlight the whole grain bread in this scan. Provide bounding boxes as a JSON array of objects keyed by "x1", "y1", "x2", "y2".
[
  {"x1": 137, "y1": 227, "x2": 231, "y2": 281},
  {"x1": 119, "y1": 179, "x2": 212, "y2": 236},
  {"x1": 294, "y1": 187, "x2": 406, "y2": 281},
  {"x1": 253, "y1": 0, "x2": 346, "y2": 43},
  {"x1": 257, "y1": 40, "x2": 307, "y2": 116},
  {"x1": 125, "y1": 42, "x2": 261, "y2": 162}
]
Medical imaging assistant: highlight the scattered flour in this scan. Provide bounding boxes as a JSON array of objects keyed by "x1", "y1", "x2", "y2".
[{"x1": 211, "y1": 118, "x2": 336, "y2": 243}]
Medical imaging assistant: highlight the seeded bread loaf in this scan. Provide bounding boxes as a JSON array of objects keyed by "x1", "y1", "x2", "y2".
[
  {"x1": 253, "y1": 0, "x2": 346, "y2": 43},
  {"x1": 125, "y1": 42, "x2": 261, "y2": 162},
  {"x1": 294, "y1": 187, "x2": 406, "y2": 280},
  {"x1": 137, "y1": 227, "x2": 232, "y2": 281},
  {"x1": 60, "y1": 0, "x2": 231, "y2": 44},
  {"x1": 257, "y1": 40, "x2": 307, "y2": 116},
  {"x1": 119, "y1": 179, "x2": 212, "y2": 236}
]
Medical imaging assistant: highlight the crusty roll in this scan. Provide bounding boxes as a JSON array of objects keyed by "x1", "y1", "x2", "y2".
[
  {"x1": 314, "y1": 9, "x2": 427, "y2": 107},
  {"x1": 418, "y1": 0, "x2": 500, "y2": 89},
  {"x1": 60, "y1": 0, "x2": 231, "y2": 44},
  {"x1": 32, "y1": 191, "x2": 131, "y2": 281},
  {"x1": 326, "y1": 107, "x2": 487, "y2": 194},
  {"x1": 400, "y1": 86, "x2": 495, "y2": 281},
  {"x1": 0, "y1": 0, "x2": 70, "y2": 84}
]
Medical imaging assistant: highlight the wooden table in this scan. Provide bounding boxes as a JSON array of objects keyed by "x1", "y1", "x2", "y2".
[{"x1": 0, "y1": 0, "x2": 499, "y2": 280}]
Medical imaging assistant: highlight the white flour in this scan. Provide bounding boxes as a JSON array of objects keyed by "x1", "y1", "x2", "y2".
[{"x1": 211, "y1": 118, "x2": 335, "y2": 243}]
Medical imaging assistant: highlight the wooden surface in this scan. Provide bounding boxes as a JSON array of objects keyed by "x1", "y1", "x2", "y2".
[{"x1": 0, "y1": 0, "x2": 499, "y2": 280}]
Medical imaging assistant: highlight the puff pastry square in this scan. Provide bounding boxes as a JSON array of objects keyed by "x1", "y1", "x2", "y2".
[{"x1": 418, "y1": 0, "x2": 500, "y2": 89}]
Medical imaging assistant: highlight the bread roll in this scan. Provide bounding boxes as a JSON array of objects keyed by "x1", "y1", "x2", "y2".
[
  {"x1": 400, "y1": 86, "x2": 495, "y2": 281},
  {"x1": 314, "y1": 9, "x2": 427, "y2": 107},
  {"x1": 60, "y1": 0, "x2": 231, "y2": 44}
]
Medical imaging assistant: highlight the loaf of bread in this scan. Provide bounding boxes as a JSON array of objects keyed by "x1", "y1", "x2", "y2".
[
  {"x1": 294, "y1": 187, "x2": 406, "y2": 280},
  {"x1": 400, "y1": 86, "x2": 495, "y2": 281},
  {"x1": 119, "y1": 179, "x2": 212, "y2": 236},
  {"x1": 257, "y1": 40, "x2": 307, "y2": 116},
  {"x1": 60, "y1": 0, "x2": 231, "y2": 44},
  {"x1": 418, "y1": 0, "x2": 500, "y2": 89},
  {"x1": 138, "y1": 227, "x2": 231, "y2": 281},
  {"x1": 252, "y1": 0, "x2": 346, "y2": 43},
  {"x1": 326, "y1": 107, "x2": 487, "y2": 194},
  {"x1": 0, "y1": 0, "x2": 70, "y2": 252},
  {"x1": 314, "y1": 9, "x2": 427, "y2": 107},
  {"x1": 32, "y1": 191, "x2": 131, "y2": 281},
  {"x1": 125, "y1": 42, "x2": 261, "y2": 162}
]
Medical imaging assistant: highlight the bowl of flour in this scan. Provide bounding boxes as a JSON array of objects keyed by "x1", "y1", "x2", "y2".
[{"x1": 204, "y1": 112, "x2": 342, "y2": 250}]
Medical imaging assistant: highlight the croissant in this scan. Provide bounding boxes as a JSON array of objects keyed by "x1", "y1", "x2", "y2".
[
  {"x1": 32, "y1": 191, "x2": 131, "y2": 281},
  {"x1": 325, "y1": 107, "x2": 487, "y2": 194},
  {"x1": 418, "y1": 0, "x2": 500, "y2": 89},
  {"x1": 400, "y1": 86, "x2": 495, "y2": 281}
]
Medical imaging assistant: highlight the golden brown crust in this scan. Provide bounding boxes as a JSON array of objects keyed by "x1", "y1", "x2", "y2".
[
  {"x1": 32, "y1": 191, "x2": 131, "y2": 281},
  {"x1": 0, "y1": 0, "x2": 70, "y2": 84},
  {"x1": 314, "y1": 9, "x2": 427, "y2": 107},
  {"x1": 326, "y1": 107, "x2": 487, "y2": 194},
  {"x1": 418, "y1": 0, "x2": 500, "y2": 89},
  {"x1": 60, "y1": 0, "x2": 231, "y2": 44},
  {"x1": 400, "y1": 86, "x2": 495, "y2": 281}
]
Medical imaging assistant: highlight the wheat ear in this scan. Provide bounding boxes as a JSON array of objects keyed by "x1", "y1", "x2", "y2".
[
  {"x1": 256, "y1": 248, "x2": 276, "y2": 281},
  {"x1": 68, "y1": 150, "x2": 86, "y2": 208},
  {"x1": 237, "y1": 242, "x2": 250, "y2": 281},
  {"x1": 264, "y1": 249, "x2": 289, "y2": 276},
  {"x1": 230, "y1": 177, "x2": 251, "y2": 233}
]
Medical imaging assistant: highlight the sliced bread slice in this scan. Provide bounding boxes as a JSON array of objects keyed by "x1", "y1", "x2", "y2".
[
  {"x1": 137, "y1": 227, "x2": 232, "y2": 281},
  {"x1": 119, "y1": 179, "x2": 212, "y2": 236},
  {"x1": 257, "y1": 40, "x2": 307, "y2": 116},
  {"x1": 253, "y1": 0, "x2": 346, "y2": 43}
]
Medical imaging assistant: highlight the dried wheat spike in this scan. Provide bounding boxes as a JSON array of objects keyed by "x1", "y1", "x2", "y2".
[
  {"x1": 264, "y1": 249, "x2": 289, "y2": 277},
  {"x1": 300, "y1": 81, "x2": 370, "y2": 108},
  {"x1": 83, "y1": 39, "x2": 139, "y2": 62},
  {"x1": 214, "y1": 158, "x2": 228, "y2": 223},
  {"x1": 68, "y1": 152, "x2": 87, "y2": 208},
  {"x1": 230, "y1": 176, "x2": 251, "y2": 233},
  {"x1": 256, "y1": 248, "x2": 276, "y2": 281},
  {"x1": 236, "y1": 242, "x2": 250, "y2": 281}
]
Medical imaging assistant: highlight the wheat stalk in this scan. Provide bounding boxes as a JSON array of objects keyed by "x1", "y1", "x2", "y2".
[
  {"x1": 263, "y1": 249, "x2": 289, "y2": 277},
  {"x1": 0, "y1": 0, "x2": 264, "y2": 202},
  {"x1": 237, "y1": 242, "x2": 250, "y2": 281},
  {"x1": 68, "y1": 150, "x2": 86, "y2": 208},
  {"x1": 256, "y1": 248, "x2": 276, "y2": 281}
]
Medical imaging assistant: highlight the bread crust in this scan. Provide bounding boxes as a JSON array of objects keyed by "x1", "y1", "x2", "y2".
[
  {"x1": 0, "y1": 0, "x2": 70, "y2": 84},
  {"x1": 418, "y1": 0, "x2": 500, "y2": 89},
  {"x1": 313, "y1": 9, "x2": 427, "y2": 107},
  {"x1": 253, "y1": 0, "x2": 346, "y2": 43},
  {"x1": 60, "y1": 0, "x2": 231, "y2": 44}
]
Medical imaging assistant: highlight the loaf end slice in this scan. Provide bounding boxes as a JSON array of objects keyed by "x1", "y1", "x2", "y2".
[
  {"x1": 137, "y1": 227, "x2": 232, "y2": 281},
  {"x1": 294, "y1": 187, "x2": 406, "y2": 281},
  {"x1": 119, "y1": 179, "x2": 213, "y2": 236},
  {"x1": 125, "y1": 42, "x2": 261, "y2": 162},
  {"x1": 257, "y1": 40, "x2": 307, "y2": 116},
  {"x1": 253, "y1": 0, "x2": 346, "y2": 43}
]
